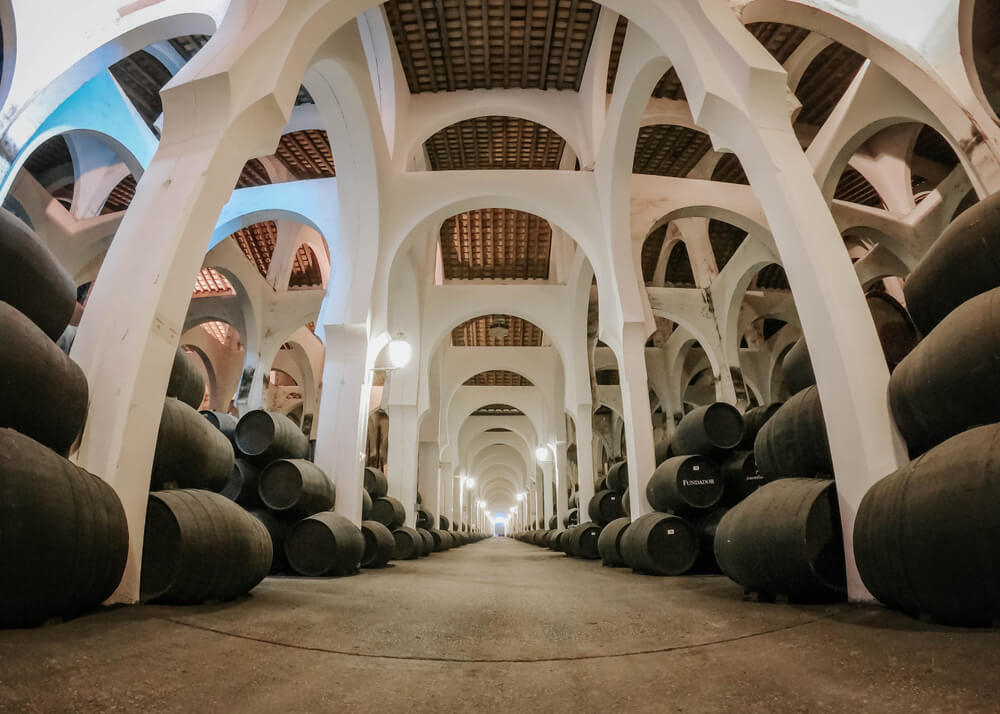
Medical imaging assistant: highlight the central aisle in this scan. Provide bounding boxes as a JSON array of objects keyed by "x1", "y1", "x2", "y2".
[{"x1": 1, "y1": 537, "x2": 997, "y2": 712}]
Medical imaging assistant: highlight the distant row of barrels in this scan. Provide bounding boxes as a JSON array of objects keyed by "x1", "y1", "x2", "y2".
[{"x1": 0, "y1": 210, "x2": 129, "y2": 628}]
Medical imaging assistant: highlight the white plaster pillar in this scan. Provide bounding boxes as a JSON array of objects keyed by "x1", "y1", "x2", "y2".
[
  {"x1": 575, "y1": 404, "x2": 596, "y2": 522},
  {"x1": 541, "y1": 460, "x2": 554, "y2": 529},
  {"x1": 386, "y1": 403, "x2": 419, "y2": 527},
  {"x1": 554, "y1": 440, "x2": 569, "y2": 528},
  {"x1": 418, "y1": 442, "x2": 440, "y2": 527},
  {"x1": 618, "y1": 323, "x2": 656, "y2": 519},
  {"x1": 314, "y1": 323, "x2": 370, "y2": 527}
]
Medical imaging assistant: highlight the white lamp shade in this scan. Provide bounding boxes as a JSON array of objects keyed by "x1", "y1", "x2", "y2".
[
  {"x1": 535, "y1": 446, "x2": 551, "y2": 461},
  {"x1": 387, "y1": 337, "x2": 412, "y2": 368}
]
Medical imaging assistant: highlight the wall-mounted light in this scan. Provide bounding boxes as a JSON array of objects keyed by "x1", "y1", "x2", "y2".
[
  {"x1": 465, "y1": 477, "x2": 476, "y2": 489},
  {"x1": 535, "y1": 445, "x2": 551, "y2": 462},
  {"x1": 516, "y1": 492, "x2": 525, "y2": 502},
  {"x1": 386, "y1": 332, "x2": 412, "y2": 369}
]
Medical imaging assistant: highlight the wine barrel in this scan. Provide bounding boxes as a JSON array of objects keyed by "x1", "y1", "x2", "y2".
[
  {"x1": 737, "y1": 403, "x2": 782, "y2": 450},
  {"x1": 866, "y1": 291, "x2": 919, "y2": 371},
  {"x1": 854, "y1": 424, "x2": 1000, "y2": 626},
  {"x1": 417, "y1": 528, "x2": 435, "y2": 557},
  {"x1": 597, "y1": 517, "x2": 631, "y2": 567},
  {"x1": 587, "y1": 489, "x2": 626, "y2": 526},
  {"x1": 362, "y1": 490, "x2": 373, "y2": 520},
  {"x1": 566, "y1": 522, "x2": 602, "y2": 559},
  {"x1": 654, "y1": 439, "x2": 671, "y2": 466},
  {"x1": 719, "y1": 451, "x2": 767, "y2": 505},
  {"x1": 141, "y1": 490, "x2": 272, "y2": 603},
  {"x1": 416, "y1": 507, "x2": 435, "y2": 530},
  {"x1": 547, "y1": 528, "x2": 566, "y2": 552},
  {"x1": 622, "y1": 489, "x2": 630, "y2": 516},
  {"x1": 234, "y1": 410, "x2": 309, "y2": 464},
  {"x1": 151, "y1": 398, "x2": 234, "y2": 492},
  {"x1": 889, "y1": 288, "x2": 1000, "y2": 455},
  {"x1": 220, "y1": 459, "x2": 262, "y2": 509},
  {"x1": 0, "y1": 302, "x2": 89, "y2": 456},
  {"x1": 167, "y1": 347, "x2": 206, "y2": 409},
  {"x1": 364, "y1": 466, "x2": 389, "y2": 498},
  {"x1": 548, "y1": 514, "x2": 558, "y2": 530},
  {"x1": 606, "y1": 461, "x2": 629, "y2": 492},
  {"x1": 694, "y1": 507, "x2": 728, "y2": 571},
  {"x1": 258, "y1": 459, "x2": 335, "y2": 517},
  {"x1": 370, "y1": 496, "x2": 406, "y2": 529},
  {"x1": 437, "y1": 529, "x2": 455, "y2": 550},
  {"x1": 0, "y1": 209, "x2": 76, "y2": 340},
  {"x1": 531, "y1": 530, "x2": 548, "y2": 547},
  {"x1": 201, "y1": 410, "x2": 238, "y2": 446},
  {"x1": 781, "y1": 338, "x2": 815, "y2": 395},
  {"x1": 0, "y1": 429, "x2": 128, "y2": 628},
  {"x1": 714, "y1": 478, "x2": 845, "y2": 600},
  {"x1": 620, "y1": 512, "x2": 699, "y2": 576},
  {"x1": 902, "y1": 189, "x2": 1000, "y2": 334},
  {"x1": 393, "y1": 526, "x2": 422, "y2": 560},
  {"x1": 753, "y1": 386, "x2": 832, "y2": 478},
  {"x1": 569, "y1": 491, "x2": 578, "y2": 508},
  {"x1": 250, "y1": 510, "x2": 290, "y2": 573},
  {"x1": 646, "y1": 455, "x2": 723, "y2": 515},
  {"x1": 439, "y1": 515, "x2": 450, "y2": 530},
  {"x1": 285, "y1": 511, "x2": 363, "y2": 576},
  {"x1": 360, "y1": 520, "x2": 395, "y2": 568},
  {"x1": 562, "y1": 507, "x2": 579, "y2": 528},
  {"x1": 671, "y1": 403, "x2": 745, "y2": 456},
  {"x1": 594, "y1": 476, "x2": 607, "y2": 491}
]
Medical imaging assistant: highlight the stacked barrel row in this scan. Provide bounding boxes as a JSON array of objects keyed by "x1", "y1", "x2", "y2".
[
  {"x1": 0, "y1": 210, "x2": 129, "y2": 628},
  {"x1": 854, "y1": 191, "x2": 1000, "y2": 626},
  {"x1": 364, "y1": 467, "x2": 485, "y2": 562}
]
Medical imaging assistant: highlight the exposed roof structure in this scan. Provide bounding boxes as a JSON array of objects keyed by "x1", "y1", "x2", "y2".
[
  {"x1": 440, "y1": 209, "x2": 551, "y2": 280},
  {"x1": 464, "y1": 370, "x2": 534, "y2": 386},
  {"x1": 425, "y1": 116, "x2": 566, "y2": 170},
  {"x1": 452, "y1": 315, "x2": 544, "y2": 347}
]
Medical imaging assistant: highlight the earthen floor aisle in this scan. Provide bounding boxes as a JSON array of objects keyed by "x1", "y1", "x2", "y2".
[{"x1": 1, "y1": 537, "x2": 997, "y2": 712}]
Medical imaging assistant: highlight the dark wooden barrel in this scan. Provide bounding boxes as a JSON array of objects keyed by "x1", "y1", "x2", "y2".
[
  {"x1": 594, "y1": 476, "x2": 607, "y2": 491},
  {"x1": 606, "y1": 460, "x2": 629, "y2": 492},
  {"x1": 547, "y1": 528, "x2": 566, "y2": 551},
  {"x1": 250, "y1": 510, "x2": 290, "y2": 573},
  {"x1": 866, "y1": 291, "x2": 920, "y2": 371},
  {"x1": 360, "y1": 520, "x2": 395, "y2": 568},
  {"x1": 854, "y1": 423, "x2": 1000, "y2": 626},
  {"x1": 235, "y1": 409, "x2": 309, "y2": 464},
  {"x1": 258, "y1": 459, "x2": 335, "y2": 517},
  {"x1": 166, "y1": 347, "x2": 206, "y2": 409},
  {"x1": 753, "y1": 386, "x2": 832, "y2": 478},
  {"x1": 567, "y1": 522, "x2": 602, "y2": 559},
  {"x1": 221, "y1": 459, "x2": 263, "y2": 509},
  {"x1": 902, "y1": 189, "x2": 1000, "y2": 334},
  {"x1": 588, "y1": 489, "x2": 626, "y2": 526},
  {"x1": 362, "y1": 490, "x2": 373, "y2": 520},
  {"x1": 654, "y1": 439, "x2": 671, "y2": 466},
  {"x1": 0, "y1": 428, "x2": 128, "y2": 628},
  {"x1": 437, "y1": 529, "x2": 455, "y2": 550},
  {"x1": 714, "y1": 478, "x2": 845, "y2": 600},
  {"x1": 285, "y1": 511, "x2": 363, "y2": 576},
  {"x1": 364, "y1": 466, "x2": 389, "y2": 497},
  {"x1": 416, "y1": 507, "x2": 435, "y2": 530},
  {"x1": 569, "y1": 491, "x2": 578, "y2": 508},
  {"x1": 429, "y1": 528, "x2": 448, "y2": 551},
  {"x1": 439, "y1": 515, "x2": 450, "y2": 530},
  {"x1": 417, "y1": 528, "x2": 435, "y2": 557},
  {"x1": 646, "y1": 455, "x2": 723, "y2": 515},
  {"x1": 622, "y1": 489, "x2": 630, "y2": 516},
  {"x1": 370, "y1": 496, "x2": 406, "y2": 529},
  {"x1": 392, "y1": 526, "x2": 422, "y2": 560},
  {"x1": 201, "y1": 410, "x2": 238, "y2": 446},
  {"x1": 563, "y1": 507, "x2": 578, "y2": 528},
  {"x1": 0, "y1": 302, "x2": 89, "y2": 456},
  {"x1": 889, "y1": 287, "x2": 1000, "y2": 455},
  {"x1": 151, "y1": 397, "x2": 234, "y2": 492},
  {"x1": 0, "y1": 209, "x2": 76, "y2": 340},
  {"x1": 737, "y1": 403, "x2": 782, "y2": 449},
  {"x1": 719, "y1": 451, "x2": 767, "y2": 505},
  {"x1": 694, "y1": 507, "x2": 728, "y2": 571},
  {"x1": 141, "y1": 489, "x2": 272, "y2": 603},
  {"x1": 781, "y1": 338, "x2": 815, "y2": 395},
  {"x1": 548, "y1": 514, "x2": 558, "y2": 530},
  {"x1": 620, "y1": 512, "x2": 698, "y2": 576},
  {"x1": 531, "y1": 530, "x2": 548, "y2": 547},
  {"x1": 671, "y1": 403, "x2": 745, "y2": 456},
  {"x1": 597, "y1": 517, "x2": 631, "y2": 566}
]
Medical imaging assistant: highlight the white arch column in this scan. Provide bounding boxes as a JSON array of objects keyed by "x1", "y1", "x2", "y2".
[
  {"x1": 574, "y1": 405, "x2": 597, "y2": 521},
  {"x1": 554, "y1": 439, "x2": 569, "y2": 528},
  {"x1": 386, "y1": 403, "x2": 419, "y2": 527},
  {"x1": 418, "y1": 441, "x2": 440, "y2": 527}
]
